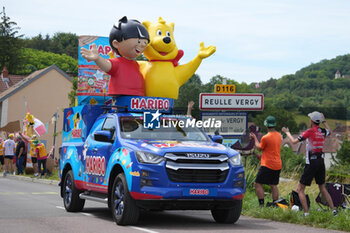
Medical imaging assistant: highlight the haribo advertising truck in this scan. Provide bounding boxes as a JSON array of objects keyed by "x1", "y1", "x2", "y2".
[{"x1": 59, "y1": 96, "x2": 245, "y2": 225}]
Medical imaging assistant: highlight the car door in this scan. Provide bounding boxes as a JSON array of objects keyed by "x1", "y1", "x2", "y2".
[{"x1": 85, "y1": 117, "x2": 115, "y2": 191}]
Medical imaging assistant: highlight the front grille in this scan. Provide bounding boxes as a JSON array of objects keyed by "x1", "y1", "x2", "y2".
[
  {"x1": 166, "y1": 168, "x2": 228, "y2": 183},
  {"x1": 165, "y1": 153, "x2": 229, "y2": 183}
]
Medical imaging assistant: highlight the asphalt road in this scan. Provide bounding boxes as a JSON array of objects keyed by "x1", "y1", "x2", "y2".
[{"x1": 0, "y1": 176, "x2": 343, "y2": 233}]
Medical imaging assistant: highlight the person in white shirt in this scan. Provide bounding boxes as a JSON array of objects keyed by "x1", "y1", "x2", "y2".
[{"x1": 3, "y1": 134, "x2": 16, "y2": 176}]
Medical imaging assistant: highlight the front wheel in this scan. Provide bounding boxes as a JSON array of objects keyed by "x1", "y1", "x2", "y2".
[
  {"x1": 63, "y1": 170, "x2": 85, "y2": 212},
  {"x1": 211, "y1": 200, "x2": 242, "y2": 224},
  {"x1": 110, "y1": 173, "x2": 140, "y2": 225}
]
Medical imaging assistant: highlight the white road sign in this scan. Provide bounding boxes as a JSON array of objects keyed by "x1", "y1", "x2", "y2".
[
  {"x1": 201, "y1": 112, "x2": 248, "y2": 136},
  {"x1": 200, "y1": 93, "x2": 264, "y2": 111}
]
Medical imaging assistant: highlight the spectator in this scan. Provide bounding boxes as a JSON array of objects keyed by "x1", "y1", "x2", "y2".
[
  {"x1": 3, "y1": 134, "x2": 16, "y2": 176},
  {"x1": 0, "y1": 137, "x2": 4, "y2": 172},
  {"x1": 15, "y1": 135, "x2": 26, "y2": 175},
  {"x1": 250, "y1": 116, "x2": 282, "y2": 207},
  {"x1": 20, "y1": 133, "x2": 39, "y2": 177},
  {"x1": 186, "y1": 100, "x2": 195, "y2": 117},
  {"x1": 282, "y1": 111, "x2": 337, "y2": 216},
  {"x1": 33, "y1": 139, "x2": 48, "y2": 178}
]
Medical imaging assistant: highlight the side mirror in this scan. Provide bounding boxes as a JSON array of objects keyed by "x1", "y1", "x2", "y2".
[
  {"x1": 211, "y1": 135, "x2": 223, "y2": 144},
  {"x1": 94, "y1": 130, "x2": 113, "y2": 143}
]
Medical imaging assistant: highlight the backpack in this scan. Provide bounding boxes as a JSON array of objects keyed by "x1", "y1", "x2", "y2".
[{"x1": 290, "y1": 190, "x2": 310, "y2": 209}]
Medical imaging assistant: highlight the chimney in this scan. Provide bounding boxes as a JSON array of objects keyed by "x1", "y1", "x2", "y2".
[{"x1": 1, "y1": 66, "x2": 10, "y2": 89}]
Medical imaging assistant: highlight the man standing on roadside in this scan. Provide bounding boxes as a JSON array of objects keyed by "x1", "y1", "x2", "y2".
[
  {"x1": 15, "y1": 135, "x2": 26, "y2": 175},
  {"x1": 282, "y1": 111, "x2": 337, "y2": 216},
  {"x1": 20, "y1": 133, "x2": 39, "y2": 177},
  {"x1": 250, "y1": 116, "x2": 282, "y2": 207},
  {"x1": 3, "y1": 134, "x2": 16, "y2": 176}
]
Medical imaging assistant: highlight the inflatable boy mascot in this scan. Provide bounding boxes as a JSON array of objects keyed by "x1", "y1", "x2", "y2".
[{"x1": 80, "y1": 16, "x2": 149, "y2": 96}]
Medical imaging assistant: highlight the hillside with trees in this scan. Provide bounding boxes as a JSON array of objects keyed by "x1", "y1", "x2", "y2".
[
  {"x1": 1, "y1": 7, "x2": 349, "y2": 123},
  {"x1": 254, "y1": 54, "x2": 350, "y2": 120}
]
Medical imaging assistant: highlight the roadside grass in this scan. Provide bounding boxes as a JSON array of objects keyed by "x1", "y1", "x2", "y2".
[
  {"x1": 22, "y1": 167, "x2": 60, "y2": 181},
  {"x1": 242, "y1": 178, "x2": 350, "y2": 232}
]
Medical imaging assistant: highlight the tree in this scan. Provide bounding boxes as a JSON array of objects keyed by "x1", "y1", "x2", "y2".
[
  {"x1": 50, "y1": 32, "x2": 78, "y2": 59},
  {"x1": 174, "y1": 74, "x2": 202, "y2": 118},
  {"x1": 68, "y1": 76, "x2": 78, "y2": 107},
  {"x1": 0, "y1": 7, "x2": 24, "y2": 73},
  {"x1": 17, "y1": 48, "x2": 78, "y2": 76},
  {"x1": 336, "y1": 135, "x2": 350, "y2": 164},
  {"x1": 23, "y1": 33, "x2": 51, "y2": 52},
  {"x1": 250, "y1": 106, "x2": 298, "y2": 134}
]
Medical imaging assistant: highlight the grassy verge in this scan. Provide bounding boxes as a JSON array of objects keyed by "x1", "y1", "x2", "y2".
[
  {"x1": 21, "y1": 167, "x2": 60, "y2": 181},
  {"x1": 242, "y1": 180, "x2": 350, "y2": 231}
]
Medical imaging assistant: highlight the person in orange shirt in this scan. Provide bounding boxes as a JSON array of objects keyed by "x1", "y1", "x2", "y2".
[{"x1": 250, "y1": 116, "x2": 282, "y2": 207}]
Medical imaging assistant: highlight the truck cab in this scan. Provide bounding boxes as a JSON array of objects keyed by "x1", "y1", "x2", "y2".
[{"x1": 59, "y1": 96, "x2": 245, "y2": 225}]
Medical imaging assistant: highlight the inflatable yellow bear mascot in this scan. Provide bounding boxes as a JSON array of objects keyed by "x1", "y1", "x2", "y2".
[{"x1": 139, "y1": 17, "x2": 216, "y2": 99}]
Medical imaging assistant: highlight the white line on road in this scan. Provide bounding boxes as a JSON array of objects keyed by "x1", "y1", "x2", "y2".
[
  {"x1": 32, "y1": 191, "x2": 58, "y2": 195},
  {"x1": 81, "y1": 213, "x2": 93, "y2": 217},
  {"x1": 55, "y1": 206, "x2": 158, "y2": 233},
  {"x1": 128, "y1": 226, "x2": 159, "y2": 233}
]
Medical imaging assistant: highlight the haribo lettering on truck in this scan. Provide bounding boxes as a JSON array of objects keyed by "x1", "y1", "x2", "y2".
[{"x1": 86, "y1": 156, "x2": 105, "y2": 176}]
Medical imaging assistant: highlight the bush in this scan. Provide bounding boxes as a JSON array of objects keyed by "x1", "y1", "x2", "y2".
[
  {"x1": 336, "y1": 134, "x2": 350, "y2": 164},
  {"x1": 280, "y1": 147, "x2": 304, "y2": 179},
  {"x1": 327, "y1": 135, "x2": 350, "y2": 183}
]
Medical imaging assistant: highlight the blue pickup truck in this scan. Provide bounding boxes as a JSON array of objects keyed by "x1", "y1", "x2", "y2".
[{"x1": 59, "y1": 96, "x2": 245, "y2": 225}]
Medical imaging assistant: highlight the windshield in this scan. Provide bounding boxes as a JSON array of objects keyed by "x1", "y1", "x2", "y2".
[{"x1": 119, "y1": 116, "x2": 210, "y2": 141}]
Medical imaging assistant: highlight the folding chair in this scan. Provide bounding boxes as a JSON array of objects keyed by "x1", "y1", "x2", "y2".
[
  {"x1": 342, "y1": 184, "x2": 350, "y2": 209},
  {"x1": 316, "y1": 182, "x2": 349, "y2": 210}
]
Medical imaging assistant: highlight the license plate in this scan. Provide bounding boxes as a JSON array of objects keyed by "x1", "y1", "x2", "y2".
[{"x1": 183, "y1": 188, "x2": 217, "y2": 197}]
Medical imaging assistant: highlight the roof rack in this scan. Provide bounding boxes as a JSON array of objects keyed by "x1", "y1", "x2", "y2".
[{"x1": 102, "y1": 105, "x2": 128, "y2": 113}]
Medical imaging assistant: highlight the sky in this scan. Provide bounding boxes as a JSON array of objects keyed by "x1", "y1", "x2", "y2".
[{"x1": 2, "y1": 0, "x2": 350, "y2": 84}]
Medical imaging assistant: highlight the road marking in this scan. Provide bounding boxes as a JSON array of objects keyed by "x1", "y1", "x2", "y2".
[
  {"x1": 128, "y1": 226, "x2": 159, "y2": 233},
  {"x1": 56, "y1": 206, "x2": 97, "y2": 218},
  {"x1": 0, "y1": 192, "x2": 26, "y2": 195},
  {"x1": 55, "y1": 205, "x2": 158, "y2": 233},
  {"x1": 0, "y1": 191, "x2": 58, "y2": 195},
  {"x1": 32, "y1": 191, "x2": 58, "y2": 195},
  {"x1": 81, "y1": 213, "x2": 93, "y2": 217}
]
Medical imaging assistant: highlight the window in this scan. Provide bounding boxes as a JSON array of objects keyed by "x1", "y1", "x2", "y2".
[{"x1": 102, "y1": 117, "x2": 116, "y2": 141}]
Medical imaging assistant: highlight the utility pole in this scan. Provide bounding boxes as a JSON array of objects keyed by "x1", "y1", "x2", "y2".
[{"x1": 52, "y1": 107, "x2": 59, "y2": 158}]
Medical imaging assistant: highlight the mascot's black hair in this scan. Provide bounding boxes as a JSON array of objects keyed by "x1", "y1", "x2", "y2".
[{"x1": 109, "y1": 16, "x2": 149, "y2": 55}]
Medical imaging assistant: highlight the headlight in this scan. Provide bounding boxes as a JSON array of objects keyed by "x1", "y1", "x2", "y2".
[
  {"x1": 135, "y1": 151, "x2": 165, "y2": 164},
  {"x1": 228, "y1": 154, "x2": 242, "y2": 166}
]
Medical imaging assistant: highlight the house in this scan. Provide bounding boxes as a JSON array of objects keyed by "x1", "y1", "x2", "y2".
[
  {"x1": 334, "y1": 70, "x2": 350, "y2": 79},
  {"x1": 0, "y1": 66, "x2": 26, "y2": 92},
  {"x1": 0, "y1": 64, "x2": 72, "y2": 159}
]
